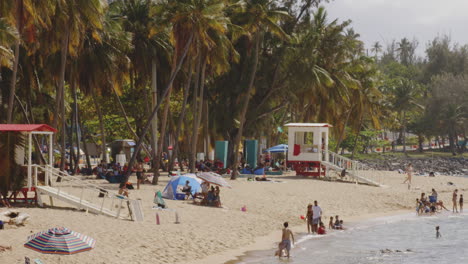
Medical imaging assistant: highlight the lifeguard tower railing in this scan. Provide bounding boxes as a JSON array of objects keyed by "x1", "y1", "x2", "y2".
[
  {"x1": 32, "y1": 164, "x2": 141, "y2": 220},
  {"x1": 321, "y1": 149, "x2": 385, "y2": 187}
]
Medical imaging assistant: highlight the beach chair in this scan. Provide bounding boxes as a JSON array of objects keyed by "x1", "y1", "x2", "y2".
[{"x1": 154, "y1": 191, "x2": 166, "y2": 209}]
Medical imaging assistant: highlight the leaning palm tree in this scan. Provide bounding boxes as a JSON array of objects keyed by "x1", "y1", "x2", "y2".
[
  {"x1": 46, "y1": 0, "x2": 106, "y2": 170},
  {"x1": 230, "y1": 0, "x2": 290, "y2": 179}
]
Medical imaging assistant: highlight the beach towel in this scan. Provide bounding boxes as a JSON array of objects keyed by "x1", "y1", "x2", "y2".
[
  {"x1": 154, "y1": 191, "x2": 166, "y2": 208},
  {"x1": 293, "y1": 144, "x2": 301, "y2": 156}
]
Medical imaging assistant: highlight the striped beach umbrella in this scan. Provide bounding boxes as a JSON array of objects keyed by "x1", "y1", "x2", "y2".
[
  {"x1": 24, "y1": 227, "x2": 95, "y2": 255},
  {"x1": 196, "y1": 172, "x2": 231, "y2": 188}
]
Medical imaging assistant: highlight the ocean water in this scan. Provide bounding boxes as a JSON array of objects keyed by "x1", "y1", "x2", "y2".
[{"x1": 233, "y1": 212, "x2": 468, "y2": 264}]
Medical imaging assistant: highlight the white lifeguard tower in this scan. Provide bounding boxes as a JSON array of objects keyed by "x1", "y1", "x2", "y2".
[
  {"x1": 284, "y1": 123, "x2": 383, "y2": 186},
  {"x1": 285, "y1": 123, "x2": 331, "y2": 177}
]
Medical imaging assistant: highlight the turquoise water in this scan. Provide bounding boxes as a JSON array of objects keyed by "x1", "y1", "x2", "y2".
[{"x1": 233, "y1": 212, "x2": 468, "y2": 264}]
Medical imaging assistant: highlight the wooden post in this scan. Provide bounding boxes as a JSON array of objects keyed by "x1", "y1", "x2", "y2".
[{"x1": 28, "y1": 132, "x2": 32, "y2": 191}]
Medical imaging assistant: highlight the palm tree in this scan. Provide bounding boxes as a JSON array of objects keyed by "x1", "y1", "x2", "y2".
[
  {"x1": 371, "y1": 41, "x2": 382, "y2": 59},
  {"x1": 118, "y1": 0, "x2": 171, "y2": 183},
  {"x1": 396, "y1": 37, "x2": 416, "y2": 66},
  {"x1": 230, "y1": 0, "x2": 290, "y2": 179},
  {"x1": 46, "y1": 0, "x2": 105, "y2": 169},
  {"x1": 390, "y1": 78, "x2": 422, "y2": 152},
  {"x1": 1, "y1": 0, "x2": 54, "y2": 124}
]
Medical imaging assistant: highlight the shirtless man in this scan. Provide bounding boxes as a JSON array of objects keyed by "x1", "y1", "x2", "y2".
[
  {"x1": 276, "y1": 222, "x2": 295, "y2": 259},
  {"x1": 135, "y1": 161, "x2": 144, "y2": 190},
  {"x1": 453, "y1": 189, "x2": 458, "y2": 213}
]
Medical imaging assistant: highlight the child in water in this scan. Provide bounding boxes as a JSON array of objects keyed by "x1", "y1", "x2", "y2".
[{"x1": 436, "y1": 226, "x2": 441, "y2": 239}]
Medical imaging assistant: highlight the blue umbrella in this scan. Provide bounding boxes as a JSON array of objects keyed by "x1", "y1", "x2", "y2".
[{"x1": 264, "y1": 144, "x2": 288, "y2": 153}]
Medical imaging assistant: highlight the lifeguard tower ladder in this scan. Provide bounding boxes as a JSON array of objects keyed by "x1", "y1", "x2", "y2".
[
  {"x1": 285, "y1": 123, "x2": 382, "y2": 187},
  {"x1": 0, "y1": 124, "x2": 143, "y2": 220}
]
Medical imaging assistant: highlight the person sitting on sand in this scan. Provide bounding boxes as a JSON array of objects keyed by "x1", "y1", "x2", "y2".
[
  {"x1": 317, "y1": 222, "x2": 326, "y2": 235},
  {"x1": 306, "y1": 204, "x2": 313, "y2": 233},
  {"x1": 436, "y1": 200, "x2": 449, "y2": 211},
  {"x1": 118, "y1": 182, "x2": 129, "y2": 197},
  {"x1": 275, "y1": 222, "x2": 295, "y2": 259},
  {"x1": 207, "y1": 186, "x2": 216, "y2": 206},
  {"x1": 334, "y1": 215, "x2": 341, "y2": 229},
  {"x1": 213, "y1": 186, "x2": 221, "y2": 207},
  {"x1": 453, "y1": 189, "x2": 458, "y2": 213},
  {"x1": 182, "y1": 180, "x2": 192, "y2": 200}
]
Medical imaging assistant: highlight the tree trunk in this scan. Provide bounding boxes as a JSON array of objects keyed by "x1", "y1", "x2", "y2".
[
  {"x1": 57, "y1": 28, "x2": 70, "y2": 171},
  {"x1": 335, "y1": 109, "x2": 352, "y2": 153},
  {"x1": 401, "y1": 111, "x2": 407, "y2": 153},
  {"x1": 231, "y1": 32, "x2": 261, "y2": 179},
  {"x1": 92, "y1": 93, "x2": 107, "y2": 163},
  {"x1": 72, "y1": 80, "x2": 81, "y2": 173},
  {"x1": 124, "y1": 33, "x2": 193, "y2": 183},
  {"x1": 190, "y1": 55, "x2": 207, "y2": 172},
  {"x1": 14, "y1": 95, "x2": 46, "y2": 164},
  {"x1": 6, "y1": 38, "x2": 20, "y2": 123},
  {"x1": 170, "y1": 63, "x2": 193, "y2": 172},
  {"x1": 111, "y1": 84, "x2": 152, "y2": 158},
  {"x1": 6, "y1": 2, "x2": 22, "y2": 124},
  {"x1": 151, "y1": 59, "x2": 158, "y2": 183},
  {"x1": 351, "y1": 115, "x2": 364, "y2": 160},
  {"x1": 78, "y1": 113, "x2": 92, "y2": 169}
]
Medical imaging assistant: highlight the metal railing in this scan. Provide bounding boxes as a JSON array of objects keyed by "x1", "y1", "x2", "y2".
[
  {"x1": 321, "y1": 150, "x2": 385, "y2": 186},
  {"x1": 32, "y1": 164, "x2": 132, "y2": 219}
]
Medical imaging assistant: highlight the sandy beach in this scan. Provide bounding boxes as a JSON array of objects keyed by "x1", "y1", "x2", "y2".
[{"x1": 1, "y1": 171, "x2": 467, "y2": 264}]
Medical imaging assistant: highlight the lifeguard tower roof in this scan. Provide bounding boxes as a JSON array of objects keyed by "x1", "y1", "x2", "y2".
[{"x1": 285, "y1": 123, "x2": 333, "y2": 127}]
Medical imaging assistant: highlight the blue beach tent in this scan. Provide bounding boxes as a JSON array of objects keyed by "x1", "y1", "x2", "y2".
[
  {"x1": 162, "y1": 174, "x2": 202, "y2": 200},
  {"x1": 263, "y1": 144, "x2": 288, "y2": 153}
]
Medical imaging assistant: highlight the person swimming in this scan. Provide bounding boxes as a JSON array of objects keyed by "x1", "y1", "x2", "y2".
[{"x1": 436, "y1": 226, "x2": 441, "y2": 239}]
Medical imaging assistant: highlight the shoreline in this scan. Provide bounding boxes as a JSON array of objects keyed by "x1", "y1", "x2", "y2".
[{"x1": 187, "y1": 209, "x2": 411, "y2": 264}]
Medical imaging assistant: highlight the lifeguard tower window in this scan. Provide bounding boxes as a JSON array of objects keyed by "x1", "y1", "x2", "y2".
[{"x1": 294, "y1": 131, "x2": 316, "y2": 153}]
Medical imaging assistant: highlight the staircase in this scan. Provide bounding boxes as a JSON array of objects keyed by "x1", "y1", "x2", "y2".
[
  {"x1": 321, "y1": 150, "x2": 384, "y2": 187},
  {"x1": 32, "y1": 165, "x2": 142, "y2": 221}
]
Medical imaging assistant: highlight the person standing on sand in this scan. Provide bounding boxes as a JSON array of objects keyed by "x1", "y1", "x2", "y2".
[
  {"x1": 135, "y1": 160, "x2": 144, "y2": 190},
  {"x1": 403, "y1": 163, "x2": 413, "y2": 189},
  {"x1": 276, "y1": 222, "x2": 295, "y2": 259},
  {"x1": 306, "y1": 204, "x2": 313, "y2": 233},
  {"x1": 459, "y1": 194, "x2": 463, "y2": 213},
  {"x1": 453, "y1": 189, "x2": 458, "y2": 213},
  {"x1": 312, "y1": 200, "x2": 322, "y2": 234}
]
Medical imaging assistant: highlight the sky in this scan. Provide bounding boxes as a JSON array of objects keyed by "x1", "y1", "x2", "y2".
[{"x1": 324, "y1": 0, "x2": 468, "y2": 56}]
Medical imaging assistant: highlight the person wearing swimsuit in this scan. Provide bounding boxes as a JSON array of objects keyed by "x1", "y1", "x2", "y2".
[
  {"x1": 453, "y1": 189, "x2": 458, "y2": 213},
  {"x1": 306, "y1": 204, "x2": 313, "y2": 233}
]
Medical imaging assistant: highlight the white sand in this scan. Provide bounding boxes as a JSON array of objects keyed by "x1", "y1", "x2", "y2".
[{"x1": 1, "y1": 171, "x2": 467, "y2": 264}]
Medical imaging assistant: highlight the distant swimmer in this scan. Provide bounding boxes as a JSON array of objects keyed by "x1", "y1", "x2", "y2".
[
  {"x1": 436, "y1": 226, "x2": 441, "y2": 239},
  {"x1": 275, "y1": 222, "x2": 295, "y2": 259}
]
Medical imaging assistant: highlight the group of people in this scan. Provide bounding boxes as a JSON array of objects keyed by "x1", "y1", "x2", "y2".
[
  {"x1": 415, "y1": 188, "x2": 464, "y2": 215},
  {"x1": 276, "y1": 201, "x2": 345, "y2": 259},
  {"x1": 182, "y1": 180, "x2": 222, "y2": 207},
  {"x1": 195, "y1": 159, "x2": 226, "y2": 173}
]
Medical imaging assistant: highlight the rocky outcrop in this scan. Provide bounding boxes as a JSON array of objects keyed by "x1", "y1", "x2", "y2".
[{"x1": 357, "y1": 155, "x2": 467, "y2": 176}]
